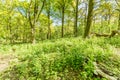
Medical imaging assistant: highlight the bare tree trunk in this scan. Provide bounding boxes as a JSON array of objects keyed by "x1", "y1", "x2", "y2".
[
  {"x1": 61, "y1": 6, "x2": 65, "y2": 38},
  {"x1": 84, "y1": 0, "x2": 94, "y2": 38},
  {"x1": 108, "y1": 9, "x2": 111, "y2": 33},
  {"x1": 100, "y1": 16, "x2": 103, "y2": 33},
  {"x1": 74, "y1": 0, "x2": 78, "y2": 37},
  {"x1": 118, "y1": 13, "x2": 120, "y2": 30},
  {"x1": 84, "y1": 3, "x2": 88, "y2": 27},
  {"x1": 6, "y1": 22, "x2": 9, "y2": 43},
  {"x1": 47, "y1": 1, "x2": 51, "y2": 39},
  {"x1": 108, "y1": 9, "x2": 111, "y2": 25},
  {"x1": 9, "y1": 23, "x2": 12, "y2": 43},
  {"x1": 8, "y1": 17, "x2": 13, "y2": 43},
  {"x1": 31, "y1": 26, "x2": 36, "y2": 44},
  {"x1": 28, "y1": 9, "x2": 36, "y2": 44}
]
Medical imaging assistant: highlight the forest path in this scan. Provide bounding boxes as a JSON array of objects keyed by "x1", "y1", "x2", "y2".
[{"x1": 0, "y1": 54, "x2": 16, "y2": 73}]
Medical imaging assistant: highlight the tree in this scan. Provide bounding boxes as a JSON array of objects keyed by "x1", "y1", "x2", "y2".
[
  {"x1": 18, "y1": 0, "x2": 46, "y2": 44},
  {"x1": 45, "y1": 0, "x2": 52, "y2": 39},
  {"x1": 84, "y1": 0, "x2": 94, "y2": 38},
  {"x1": 73, "y1": 0, "x2": 79, "y2": 37},
  {"x1": 1, "y1": 0, "x2": 17, "y2": 43},
  {"x1": 93, "y1": 0, "x2": 113, "y2": 33},
  {"x1": 115, "y1": 0, "x2": 120, "y2": 30},
  {"x1": 55, "y1": 0, "x2": 70, "y2": 38}
]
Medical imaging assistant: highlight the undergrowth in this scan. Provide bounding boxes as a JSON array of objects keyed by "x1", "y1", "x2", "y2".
[{"x1": 0, "y1": 36, "x2": 120, "y2": 80}]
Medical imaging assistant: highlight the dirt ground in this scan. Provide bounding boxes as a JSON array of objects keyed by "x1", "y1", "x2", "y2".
[{"x1": 0, "y1": 54, "x2": 16, "y2": 73}]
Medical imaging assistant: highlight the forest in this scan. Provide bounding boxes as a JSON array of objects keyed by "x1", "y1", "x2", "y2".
[{"x1": 0, "y1": 0, "x2": 120, "y2": 80}]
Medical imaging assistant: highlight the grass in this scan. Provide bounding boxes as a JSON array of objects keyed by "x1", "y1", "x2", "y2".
[{"x1": 0, "y1": 36, "x2": 120, "y2": 80}]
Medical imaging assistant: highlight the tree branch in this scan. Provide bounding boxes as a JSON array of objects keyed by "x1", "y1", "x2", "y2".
[
  {"x1": 28, "y1": 0, "x2": 33, "y2": 28},
  {"x1": 36, "y1": 0, "x2": 46, "y2": 22}
]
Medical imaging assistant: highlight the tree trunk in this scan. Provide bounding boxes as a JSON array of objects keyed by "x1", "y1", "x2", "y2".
[
  {"x1": 100, "y1": 16, "x2": 103, "y2": 33},
  {"x1": 61, "y1": 6, "x2": 65, "y2": 38},
  {"x1": 31, "y1": 26, "x2": 36, "y2": 44},
  {"x1": 8, "y1": 17, "x2": 13, "y2": 43},
  {"x1": 27, "y1": 0, "x2": 46, "y2": 44},
  {"x1": 84, "y1": 3, "x2": 88, "y2": 27},
  {"x1": 6, "y1": 22, "x2": 9, "y2": 43},
  {"x1": 118, "y1": 13, "x2": 120, "y2": 30},
  {"x1": 108, "y1": 9, "x2": 111, "y2": 25},
  {"x1": 28, "y1": 1, "x2": 36, "y2": 44},
  {"x1": 28, "y1": 12, "x2": 36, "y2": 44},
  {"x1": 84, "y1": 0, "x2": 94, "y2": 38},
  {"x1": 47, "y1": 1, "x2": 51, "y2": 39},
  {"x1": 9, "y1": 24, "x2": 12, "y2": 43},
  {"x1": 74, "y1": 0, "x2": 78, "y2": 37}
]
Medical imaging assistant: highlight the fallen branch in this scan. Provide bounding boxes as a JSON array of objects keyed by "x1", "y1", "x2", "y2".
[
  {"x1": 91, "y1": 30, "x2": 120, "y2": 38},
  {"x1": 93, "y1": 62, "x2": 118, "y2": 80},
  {"x1": 94, "y1": 33, "x2": 109, "y2": 37}
]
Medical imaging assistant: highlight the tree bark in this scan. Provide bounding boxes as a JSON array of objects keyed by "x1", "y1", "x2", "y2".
[
  {"x1": 8, "y1": 17, "x2": 13, "y2": 43},
  {"x1": 84, "y1": 0, "x2": 94, "y2": 38},
  {"x1": 31, "y1": 26, "x2": 36, "y2": 44},
  {"x1": 27, "y1": 0, "x2": 46, "y2": 44},
  {"x1": 61, "y1": 6, "x2": 65, "y2": 38},
  {"x1": 28, "y1": 5, "x2": 36, "y2": 44},
  {"x1": 74, "y1": 0, "x2": 78, "y2": 37},
  {"x1": 47, "y1": 1, "x2": 51, "y2": 39},
  {"x1": 118, "y1": 13, "x2": 120, "y2": 30},
  {"x1": 84, "y1": 3, "x2": 88, "y2": 28}
]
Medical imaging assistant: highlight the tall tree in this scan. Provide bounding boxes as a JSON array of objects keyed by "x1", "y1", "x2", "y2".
[
  {"x1": 45, "y1": 0, "x2": 51, "y2": 39},
  {"x1": 55, "y1": 0, "x2": 70, "y2": 38},
  {"x1": 30, "y1": 0, "x2": 46, "y2": 44},
  {"x1": 58, "y1": 0, "x2": 66, "y2": 38},
  {"x1": 18, "y1": 0, "x2": 46, "y2": 44},
  {"x1": 74, "y1": 0, "x2": 79, "y2": 37},
  {"x1": 84, "y1": 0, "x2": 94, "y2": 38},
  {"x1": 115, "y1": 0, "x2": 120, "y2": 30}
]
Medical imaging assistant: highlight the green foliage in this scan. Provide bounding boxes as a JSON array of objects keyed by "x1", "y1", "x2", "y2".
[
  {"x1": 0, "y1": 37, "x2": 120, "y2": 80},
  {"x1": 105, "y1": 36, "x2": 120, "y2": 47},
  {"x1": 0, "y1": 0, "x2": 119, "y2": 43}
]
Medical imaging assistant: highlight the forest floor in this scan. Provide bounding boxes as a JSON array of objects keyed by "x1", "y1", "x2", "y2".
[
  {"x1": 0, "y1": 37, "x2": 120, "y2": 79},
  {"x1": 0, "y1": 48, "x2": 120, "y2": 73}
]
